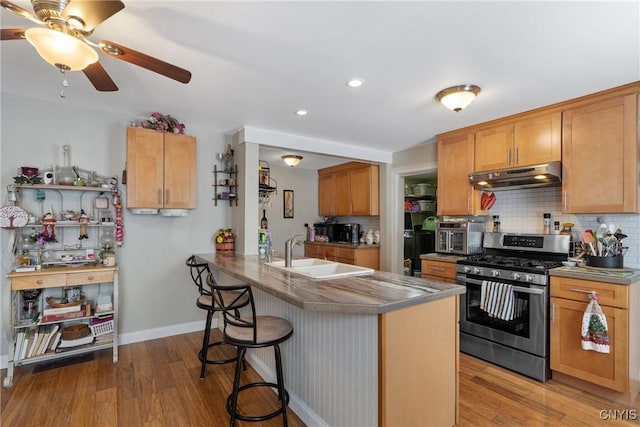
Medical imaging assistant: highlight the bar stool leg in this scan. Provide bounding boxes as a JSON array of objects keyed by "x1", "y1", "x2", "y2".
[
  {"x1": 274, "y1": 344, "x2": 288, "y2": 427},
  {"x1": 199, "y1": 309, "x2": 214, "y2": 380},
  {"x1": 229, "y1": 347, "x2": 247, "y2": 427}
]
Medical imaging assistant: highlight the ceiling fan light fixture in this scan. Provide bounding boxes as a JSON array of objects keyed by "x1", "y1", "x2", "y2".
[
  {"x1": 435, "y1": 84, "x2": 481, "y2": 112},
  {"x1": 282, "y1": 155, "x2": 303, "y2": 167},
  {"x1": 25, "y1": 27, "x2": 98, "y2": 71}
]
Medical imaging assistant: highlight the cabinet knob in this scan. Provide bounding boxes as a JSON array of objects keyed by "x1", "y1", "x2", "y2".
[
  {"x1": 36, "y1": 279, "x2": 43, "y2": 284},
  {"x1": 88, "y1": 276, "x2": 94, "y2": 281}
]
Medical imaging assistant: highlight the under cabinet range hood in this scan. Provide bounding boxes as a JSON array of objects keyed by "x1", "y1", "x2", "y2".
[{"x1": 468, "y1": 161, "x2": 562, "y2": 191}]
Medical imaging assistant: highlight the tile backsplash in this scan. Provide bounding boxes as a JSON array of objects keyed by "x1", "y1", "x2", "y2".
[{"x1": 479, "y1": 186, "x2": 640, "y2": 269}]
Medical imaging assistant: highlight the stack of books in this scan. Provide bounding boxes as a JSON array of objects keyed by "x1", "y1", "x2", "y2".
[
  {"x1": 13, "y1": 324, "x2": 62, "y2": 361},
  {"x1": 40, "y1": 303, "x2": 89, "y2": 323}
]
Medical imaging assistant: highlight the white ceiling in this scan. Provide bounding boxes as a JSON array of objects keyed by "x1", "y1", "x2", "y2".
[{"x1": 2, "y1": 1, "x2": 639, "y2": 170}]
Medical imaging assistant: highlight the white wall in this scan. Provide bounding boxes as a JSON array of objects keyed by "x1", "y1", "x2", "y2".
[
  {"x1": 258, "y1": 163, "x2": 320, "y2": 256},
  {"x1": 1, "y1": 93, "x2": 235, "y2": 363}
]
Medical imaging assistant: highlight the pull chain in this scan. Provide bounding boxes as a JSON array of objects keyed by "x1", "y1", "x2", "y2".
[{"x1": 60, "y1": 68, "x2": 69, "y2": 98}]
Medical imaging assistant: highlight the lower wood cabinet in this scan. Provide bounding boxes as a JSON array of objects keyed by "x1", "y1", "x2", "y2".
[
  {"x1": 305, "y1": 243, "x2": 379, "y2": 270},
  {"x1": 550, "y1": 276, "x2": 639, "y2": 393},
  {"x1": 421, "y1": 258, "x2": 458, "y2": 283}
]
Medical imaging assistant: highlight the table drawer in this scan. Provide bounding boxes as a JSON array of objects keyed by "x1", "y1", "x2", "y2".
[
  {"x1": 67, "y1": 270, "x2": 114, "y2": 286},
  {"x1": 11, "y1": 274, "x2": 66, "y2": 290},
  {"x1": 550, "y1": 276, "x2": 629, "y2": 309}
]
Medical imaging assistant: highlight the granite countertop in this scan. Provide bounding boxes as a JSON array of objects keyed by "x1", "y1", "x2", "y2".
[
  {"x1": 419, "y1": 253, "x2": 464, "y2": 263},
  {"x1": 195, "y1": 253, "x2": 464, "y2": 314},
  {"x1": 305, "y1": 241, "x2": 381, "y2": 249},
  {"x1": 550, "y1": 265, "x2": 640, "y2": 285}
]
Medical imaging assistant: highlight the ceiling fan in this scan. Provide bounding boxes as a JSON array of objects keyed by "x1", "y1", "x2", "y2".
[{"x1": 0, "y1": 0, "x2": 191, "y2": 91}]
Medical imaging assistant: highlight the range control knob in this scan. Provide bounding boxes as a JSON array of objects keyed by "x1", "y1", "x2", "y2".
[
  {"x1": 473, "y1": 267, "x2": 481, "y2": 275},
  {"x1": 463, "y1": 266, "x2": 472, "y2": 273},
  {"x1": 491, "y1": 269, "x2": 500, "y2": 277},
  {"x1": 525, "y1": 274, "x2": 534, "y2": 282},
  {"x1": 512, "y1": 272, "x2": 521, "y2": 281}
]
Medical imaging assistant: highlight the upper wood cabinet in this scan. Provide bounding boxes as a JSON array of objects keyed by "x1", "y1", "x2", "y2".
[
  {"x1": 562, "y1": 92, "x2": 639, "y2": 213},
  {"x1": 318, "y1": 162, "x2": 379, "y2": 216},
  {"x1": 437, "y1": 132, "x2": 482, "y2": 216},
  {"x1": 474, "y1": 112, "x2": 561, "y2": 172},
  {"x1": 126, "y1": 127, "x2": 197, "y2": 209}
]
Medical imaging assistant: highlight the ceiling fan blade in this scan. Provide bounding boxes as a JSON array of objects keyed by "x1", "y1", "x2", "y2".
[
  {"x1": 99, "y1": 40, "x2": 191, "y2": 84},
  {"x1": 63, "y1": 0, "x2": 124, "y2": 32},
  {"x1": 1, "y1": 1, "x2": 41, "y2": 24},
  {"x1": 83, "y1": 62, "x2": 118, "y2": 92},
  {"x1": 1, "y1": 28, "x2": 25, "y2": 40}
]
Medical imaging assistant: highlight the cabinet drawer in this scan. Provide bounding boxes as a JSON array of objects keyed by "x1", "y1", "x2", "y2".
[
  {"x1": 11, "y1": 274, "x2": 66, "y2": 290},
  {"x1": 421, "y1": 260, "x2": 457, "y2": 281},
  {"x1": 67, "y1": 270, "x2": 114, "y2": 286},
  {"x1": 334, "y1": 247, "x2": 355, "y2": 260},
  {"x1": 550, "y1": 277, "x2": 629, "y2": 309}
]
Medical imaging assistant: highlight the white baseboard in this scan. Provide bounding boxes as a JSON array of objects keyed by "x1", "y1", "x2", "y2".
[{"x1": 245, "y1": 351, "x2": 328, "y2": 427}]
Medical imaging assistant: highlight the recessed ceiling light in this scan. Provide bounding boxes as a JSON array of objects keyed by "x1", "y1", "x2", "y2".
[
  {"x1": 346, "y1": 79, "x2": 364, "y2": 88},
  {"x1": 295, "y1": 110, "x2": 308, "y2": 116}
]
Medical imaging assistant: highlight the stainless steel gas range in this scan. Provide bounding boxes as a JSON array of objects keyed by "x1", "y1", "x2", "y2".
[{"x1": 456, "y1": 232, "x2": 570, "y2": 381}]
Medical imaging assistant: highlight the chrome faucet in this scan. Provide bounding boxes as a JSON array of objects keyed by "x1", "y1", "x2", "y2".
[{"x1": 285, "y1": 233, "x2": 305, "y2": 267}]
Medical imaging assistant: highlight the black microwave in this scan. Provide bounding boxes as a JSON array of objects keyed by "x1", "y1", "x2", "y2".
[{"x1": 313, "y1": 223, "x2": 335, "y2": 241}]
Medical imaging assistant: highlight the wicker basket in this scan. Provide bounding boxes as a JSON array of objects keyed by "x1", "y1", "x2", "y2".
[
  {"x1": 46, "y1": 296, "x2": 85, "y2": 308},
  {"x1": 62, "y1": 324, "x2": 91, "y2": 340},
  {"x1": 216, "y1": 241, "x2": 234, "y2": 255}
]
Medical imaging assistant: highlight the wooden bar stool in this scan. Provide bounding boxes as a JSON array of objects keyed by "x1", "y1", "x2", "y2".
[
  {"x1": 207, "y1": 274, "x2": 293, "y2": 427},
  {"x1": 185, "y1": 255, "x2": 249, "y2": 380}
]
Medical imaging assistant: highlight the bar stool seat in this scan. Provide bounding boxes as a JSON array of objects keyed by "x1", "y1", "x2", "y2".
[
  {"x1": 186, "y1": 255, "x2": 249, "y2": 380},
  {"x1": 207, "y1": 275, "x2": 293, "y2": 427}
]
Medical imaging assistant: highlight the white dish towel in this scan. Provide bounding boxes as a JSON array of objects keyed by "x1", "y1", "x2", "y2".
[
  {"x1": 480, "y1": 280, "x2": 515, "y2": 321},
  {"x1": 581, "y1": 291, "x2": 610, "y2": 353}
]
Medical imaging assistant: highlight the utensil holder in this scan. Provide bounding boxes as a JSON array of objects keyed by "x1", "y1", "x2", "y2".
[{"x1": 585, "y1": 255, "x2": 623, "y2": 269}]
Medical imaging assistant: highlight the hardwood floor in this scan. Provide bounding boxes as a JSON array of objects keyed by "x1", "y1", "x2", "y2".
[
  {"x1": 458, "y1": 353, "x2": 640, "y2": 426},
  {"x1": 1, "y1": 330, "x2": 305, "y2": 427},
  {"x1": 2, "y1": 331, "x2": 639, "y2": 426}
]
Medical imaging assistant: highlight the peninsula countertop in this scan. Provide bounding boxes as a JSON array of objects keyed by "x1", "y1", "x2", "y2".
[{"x1": 195, "y1": 253, "x2": 465, "y2": 314}]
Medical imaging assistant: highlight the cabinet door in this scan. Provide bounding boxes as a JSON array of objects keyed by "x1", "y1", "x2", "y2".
[
  {"x1": 474, "y1": 124, "x2": 514, "y2": 172},
  {"x1": 164, "y1": 133, "x2": 196, "y2": 209},
  {"x1": 333, "y1": 169, "x2": 351, "y2": 215},
  {"x1": 562, "y1": 93, "x2": 638, "y2": 213},
  {"x1": 318, "y1": 173, "x2": 335, "y2": 216},
  {"x1": 550, "y1": 297, "x2": 629, "y2": 392},
  {"x1": 350, "y1": 164, "x2": 379, "y2": 216},
  {"x1": 437, "y1": 132, "x2": 477, "y2": 215},
  {"x1": 514, "y1": 112, "x2": 561, "y2": 167},
  {"x1": 127, "y1": 128, "x2": 164, "y2": 208}
]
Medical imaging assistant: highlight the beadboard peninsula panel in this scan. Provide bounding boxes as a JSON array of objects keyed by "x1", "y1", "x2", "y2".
[{"x1": 252, "y1": 287, "x2": 378, "y2": 427}]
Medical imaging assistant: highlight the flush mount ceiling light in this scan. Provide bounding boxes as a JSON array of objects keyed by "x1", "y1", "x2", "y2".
[
  {"x1": 25, "y1": 27, "x2": 98, "y2": 71},
  {"x1": 295, "y1": 110, "x2": 308, "y2": 116},
  {"x1": 282, "y1": 155, "x2": 303, "y2": 167},
  {"x1": 435, "y1": 84, "x2": 481, "y2": 112},
  {"x1": 346, "y1": 78, "x2": 364, "y2": 88}
]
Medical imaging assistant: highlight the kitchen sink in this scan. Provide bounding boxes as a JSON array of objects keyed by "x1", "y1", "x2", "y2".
[{"x1": 265, "y1": 258, "x2": 375, "y2": 279}]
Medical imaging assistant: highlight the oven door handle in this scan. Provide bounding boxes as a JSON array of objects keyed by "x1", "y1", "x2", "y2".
[{"x1": 458, "y1": 276, "x2": 545, "y2": 295}]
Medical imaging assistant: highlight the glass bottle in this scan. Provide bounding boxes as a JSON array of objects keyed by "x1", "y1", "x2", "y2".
[
  {"x1": 56, "y1": 144, "x2": 76, "y2": 185},
  {"x1": 261, "y1": 209, "x2": 268, "y2": 229},
  {"x1": 543, "y1": 213, "x2": 551, "y2": 234}
]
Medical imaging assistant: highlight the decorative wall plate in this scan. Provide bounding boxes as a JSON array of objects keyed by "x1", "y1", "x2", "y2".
[{"x1": 0, "y1": 205, "x2": 28, "y2": 229}]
